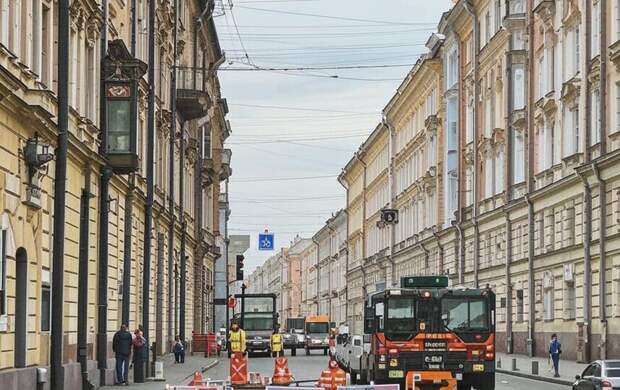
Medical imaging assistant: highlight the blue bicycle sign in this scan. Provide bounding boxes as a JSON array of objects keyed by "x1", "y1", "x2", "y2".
[{"x1": 258, "y1": 232, "x2": 274, "y2": 251}]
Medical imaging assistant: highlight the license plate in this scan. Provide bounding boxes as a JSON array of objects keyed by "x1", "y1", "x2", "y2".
[
  {"x1": 253, "y1": 341, "x2": 262, "y2": 345},
  {"x1": 388, "y1": 370, "x2": 404, "y2": 378},
  {"x1": 473, "y1": 364, "x2": 485, "y2": 373},
  {"x1": 427, "y1": 363, "x2": 441, "y2": 370},
  {"x1": 424, "y1": 355, "x2": 443, "y2": 363},
  {"x1": 424, "y1": 340, "x2": 447, "y2": 351}
]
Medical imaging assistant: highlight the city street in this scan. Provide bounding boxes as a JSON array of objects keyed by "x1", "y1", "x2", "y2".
[{"x1": 200, "y1": 353, "x2": 570, "y2": 390}]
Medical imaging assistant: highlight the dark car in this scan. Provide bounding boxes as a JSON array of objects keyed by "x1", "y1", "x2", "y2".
[{"x1": 573, "y1": 360, "x2": 620, "y2": 390}]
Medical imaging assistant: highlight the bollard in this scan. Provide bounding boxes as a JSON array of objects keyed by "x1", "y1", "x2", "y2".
[
  {"x1": 497, "y1": 357, "x2": 501, "y2": 368},
  {"x1": 512, "y1": 358, "x2": 518, "y2": 371},
  {"x1": 531, "y1": 361, "x2": 539, "y2": 375},
  {"x1": 150, "y1": 341, "x2": 157, "y2": 377}
]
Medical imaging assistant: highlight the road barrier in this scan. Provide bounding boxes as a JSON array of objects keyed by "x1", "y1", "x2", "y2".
[
  {"x1": 272, "y1": 357, "x2": 293, "y2": 385},
  {"x1": 231, "y1": 352, "x2": 249, "y2": 385}
]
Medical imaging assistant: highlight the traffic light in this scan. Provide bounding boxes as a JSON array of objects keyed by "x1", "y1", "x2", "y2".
[{"x1": 236, "y1": 254, "x2": 244, "y2": 281}]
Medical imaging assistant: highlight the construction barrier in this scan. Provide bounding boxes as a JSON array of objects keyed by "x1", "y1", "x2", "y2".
[
  {"x1": 192, "y1": 332, "x2": 209, "y2": 354},
  {"x1": 316, "y1": 359, "x2": 347, "y2": 390},
  {"x1": 405, "y1": 371, "x2": 456, "y2": 390},
  {"x1": 206, "y1": 333, "x2": 218, "y2": 356},
  {"x1": 272, "y1": 357, "x2": 293, "y2": 385},
  {"x1": 230, "y1": 352, "x2": 249, "y2": 385}
]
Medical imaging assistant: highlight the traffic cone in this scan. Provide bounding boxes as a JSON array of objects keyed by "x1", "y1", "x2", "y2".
[
  {"x1": 272, "y1": 356, "x2": 293, "y2": 385},
  {"x1": 189, "y1": 371, "x2": 203, "y2": 385}
]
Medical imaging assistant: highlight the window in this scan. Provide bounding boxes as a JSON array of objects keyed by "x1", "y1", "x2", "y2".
[
  {"x1": 442, "y1": 298, "x2": 490, "y2": 330},
  {"x1": 574, "y1": 27, "x2": 580, "y2": 75},
  {"x1": 0, "y1": 0, "x2": 8, "y2": 46},
  {"x1": 512, "y1": 129, "x2": 525, "y2": 184},
  {"x1": 447, "y1": 48, "x2": 458, "y2": 88},
  {"x1": 41, "y1": 283, "x2": 51, "y2": 331},
  {"x1": 466, "y1": 98, "x2": 474, "y2": 143},
  {"x1": 0, "y1": 229, "x2": 6, "y2": 315},
  {"x1": 485, "y1": 158, "x2": 493, "y2": 199},
  {"x1": 495, "y1": 150, "x2": 504, "y2": 194},
  {"x1": 563, "y1": 204, "x2": 576, "y2": 246},
  {"x1": 516, "y1": 289, "x2": 524, "y2": 322},
  {"x1": 616, "y1": 0, "x2": 620, "y2": 41},
  {"x1": 495, "y1": 0, "x2": 502, "y2": 32},
  {"x1": 592, "y1": 0, "x2": 600, "y2": 57},
  {"x1": 592, "y1": 90, "x2": 601, "y2": 145},
  {"x1": 41, "y1": 3, "x2": 50, "y2": 86},
  {"x1": 538, "y1": 55, "x2": 544, "y2": 99},
  {"x1": 563, "y1": 281, "x2": 576, "y2": 320},
  {"x1": 509, "y1": 0, "x2": 524, "y2": 14},
  {"x1": 543, "y1": 284, "x2": 554, "y2": 321},
  {"x1": 485, "y1": 10, "x2": 491, "y2": 44},
  {"x1": 8, "y1": 0, "x2": 21, "y2": 56},
  {"x1": 445, "y1": 97, "x2": 458, "y2": 224},
  {"x1": 485, "y1": 95, "x2": 492, "y2": 138},
  {"x1": 512, "y1": 64, "x2": 525, "y2": 109}
]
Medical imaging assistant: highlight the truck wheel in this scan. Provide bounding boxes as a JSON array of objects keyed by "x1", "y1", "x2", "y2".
[
  {"x1": 323, "y1": 348, "x2": 328, "y2": 356},
  {"x1": 350, "y1": 369, "x2": 357, "y2": 385},
  {"x1": 305, "y1": 347, "x2": 310, "y2": 356},
  {"x1": 292, "y1": 348, "x2": 296, "y2": 356}
]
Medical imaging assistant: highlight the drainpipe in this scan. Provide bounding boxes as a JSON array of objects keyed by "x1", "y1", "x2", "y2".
[
  {"x1": 577, "y1": 170, "x2": 592, "y2": 363},
  {"x1": 454, "y1": 222, "x2": 465, "y2": 285},
  {"x1": 382, "y1": 116, "x2": 397, "y2": 286},
  {"x1": 504, "y1": 212, "x2": 513, "y2": 353},
  {"x1": 143, "y1": 0, "x2": 157, "y2": 373},
  {"x1": 597, "y1": 0, "x2": 608, "y2": 361},
  {"x1": 524, "y1": 194, "x2": 535, "y2": 358},
  {"x1": 432, "y1": 229, "x2": 444, "y2": 275},
  {"x1": 96, "y1": 0, "x2": 110, "y2": 380},
  {"x1": 337, "y1": 176, "x2": 349, "y2": 325},
  {"x1": 50, "y1": 0, "x2": 69, "y2": 386},
  {"x1": 464, "y1": 0, "x2": 479, "y2": 288},
  {"x1": 415, "y1": 235, "x2": 429, "y2": 275},
  {"x1": 312, "y1": 238, "x2": 319, "y2": 315},
  {"x1": 179, "y1": 122, "x2": 187, "y2": 343},
  {"x1": 78, "y1": 169, "x2": 92, "y2": 389},
  {"x1": 122, "y1": 176, "x2": 134, "y2": 326},
  {"x1": 593, "y1": 162, "x2": 607, "y2": 359},
  {"x1": 168, "y1": 0, "x2": 178, "y2": 350}
]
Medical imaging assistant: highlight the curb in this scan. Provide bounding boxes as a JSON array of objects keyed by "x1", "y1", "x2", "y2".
[
  {"x1": 201, "y1": 359, "x2": 220, "y2": 373},
  {"x1": 496, "y1": 368, "x2": 573, "y2": 386}
]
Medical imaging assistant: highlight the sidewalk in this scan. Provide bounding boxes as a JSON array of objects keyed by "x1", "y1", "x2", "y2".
[
  {"x1": 100, "y1": 353, "x2": 220, "y2": 389},
  {"x1": 496, "y1": 352, "x2": 586, "y2": 386}
]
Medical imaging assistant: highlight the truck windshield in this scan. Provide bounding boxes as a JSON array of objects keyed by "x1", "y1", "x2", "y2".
[
  {"x1": 243, "y1": 297, "x2": 274, "y2": 313},
  {"x1": 306, "y1": 322, "x2": 329, "y2": 334},
  {"x1": 441, "y1": 298, "x2": 489, "y2": 331},
  {"x1": 244, "y1": 317, "x2": 274, "y2": 331},
  {"x1": 386, "y1": 296, "x2": 416, "y2": 332}
]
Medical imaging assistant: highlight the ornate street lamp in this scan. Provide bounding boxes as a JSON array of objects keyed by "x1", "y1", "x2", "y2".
[{"x1": 103, "y1": 39, "x2": 147, "y2": 173}]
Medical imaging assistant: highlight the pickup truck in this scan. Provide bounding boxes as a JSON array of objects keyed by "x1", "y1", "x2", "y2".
[{"x1": 335, "y1": 334, "x2": 371, "y2": 384}]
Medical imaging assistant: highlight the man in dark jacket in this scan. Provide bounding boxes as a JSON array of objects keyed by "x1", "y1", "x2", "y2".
[
  {"x1": 549, "y1": 333, "x2": 562, "y2": 378},
  {"x1": 112, "y1": 324, "x2": 133, "y2": 385}
]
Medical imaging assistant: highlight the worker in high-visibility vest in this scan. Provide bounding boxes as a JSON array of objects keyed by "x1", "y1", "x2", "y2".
[
  {"x1": 229, "y1": 320, "x2": 246, "y2": 355},
  {"x1": 271, "y1": 328, "x2": 283, "y2": 357}
]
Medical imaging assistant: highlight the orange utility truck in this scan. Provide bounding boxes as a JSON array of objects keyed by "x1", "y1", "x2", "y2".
[{"x1": 304, "y1": 314, "x2": 330, "y2": 356}]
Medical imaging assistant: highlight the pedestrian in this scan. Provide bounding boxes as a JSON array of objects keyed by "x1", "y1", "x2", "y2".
[
  {"x1": 133, "y1": 325, "x2": 147, "y2": 383},
  {"x1": 271, "y1": 328, "x2": 282, "y2": 358},
  {"x1": 549, "y1": 333, "x2": 562, "y2": 378},
  {"x1": 173, "y1": 336, "x2": 185, "y2": 363},
  {"x1": 228, "y1": 319, "x2": 246, "y2": 358},
  {"x1": 112, "y1": 324, "x2": 133, "y2": 386}
]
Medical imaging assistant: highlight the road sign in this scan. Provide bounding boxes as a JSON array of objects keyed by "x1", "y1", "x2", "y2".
[
  {"x1": 258, "y1": 232, "x2": 274, "y2": 251},
  {"x1": 228, "y1": 296, "x2": 236, "y2": 309}
]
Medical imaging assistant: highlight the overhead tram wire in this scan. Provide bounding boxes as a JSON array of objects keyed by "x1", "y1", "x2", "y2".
[
  {"x1": 231, "y1": 173, "x2": 338, "y2": 183},
  {"x1": 233, "y1": 5, "x2": 438, "y2": 26},
  {"x1": 228, "y1": 103, "x2": 379, "y2": 114}
]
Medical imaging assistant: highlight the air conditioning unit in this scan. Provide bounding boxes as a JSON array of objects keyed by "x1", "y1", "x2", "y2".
[{"x1": 563, "y1": 264, "x2": 574, "y2": 282}]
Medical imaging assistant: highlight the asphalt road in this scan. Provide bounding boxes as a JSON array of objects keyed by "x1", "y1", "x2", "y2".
[{"x1": 204, "y1": 351, "x2": 570, "y2": 389}]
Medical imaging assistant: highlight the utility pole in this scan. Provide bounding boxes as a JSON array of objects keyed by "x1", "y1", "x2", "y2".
[
  {"x1": 142, "y1": 0, "x2": 156, "y2": 376},
  {"x1": 50, "y1": 0, "x2": 69, "y2": 386}
]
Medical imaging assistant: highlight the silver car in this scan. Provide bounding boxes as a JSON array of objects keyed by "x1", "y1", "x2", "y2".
[{"x1": 573, "y1": 360, "x2": 620, "y2": 390}]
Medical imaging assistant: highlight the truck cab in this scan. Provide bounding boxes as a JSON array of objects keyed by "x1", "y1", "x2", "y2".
[{"x1": 304, "y1": 314, "x2": 330, "y2": 355}]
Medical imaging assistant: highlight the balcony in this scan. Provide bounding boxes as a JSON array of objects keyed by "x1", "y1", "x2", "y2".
[
  {"x1": 503, "y1": 0, "x2": 526, "y2": 31},
  {"x1": 176, "y1": 66, "x2": 210, "y2": 121},
  {"x1": 220, "y1": 148, "x2": 232, "y2": 181}
]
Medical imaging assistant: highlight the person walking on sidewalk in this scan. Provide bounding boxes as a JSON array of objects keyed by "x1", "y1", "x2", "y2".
[
  {"x1": 112, "y1": 324, "x2": 133, "y2": 386},
  {"x1": 228, "y1": 319, "x2": 246, "y2": 358},
  {"x1": 133, "y1": 325, "x2": 147, "y2": 382},
  {"x1": 173, "y1": 336, "x2": 185, "y2": 363},
  {"x1": 271, "y1": 328, "x2": 282, "y2": 358},
  {"x1": 549, "y1": 333, "x2": 562, "y2": 378}
]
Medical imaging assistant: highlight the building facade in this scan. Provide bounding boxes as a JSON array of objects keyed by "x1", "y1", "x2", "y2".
[
  {"x1": 0, "y1": 0, "x2": 230, "y2": 388},
  {"x1": 338, "y1": 0, "x2": 620, "y2": 363}
]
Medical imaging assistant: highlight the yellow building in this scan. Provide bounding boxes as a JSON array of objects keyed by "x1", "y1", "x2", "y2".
[{"x1": 0, "y1": 0, "x2": 229, "y2": 387}]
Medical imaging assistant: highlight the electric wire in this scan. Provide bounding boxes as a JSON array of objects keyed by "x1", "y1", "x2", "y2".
[{"x1": 230, "y1": 174, "x2": 338, "y2": 183}]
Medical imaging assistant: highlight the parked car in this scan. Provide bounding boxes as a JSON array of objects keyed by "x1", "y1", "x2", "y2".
[{"x1": 573, "y1": 360, "x2": 620, "y2": 390}]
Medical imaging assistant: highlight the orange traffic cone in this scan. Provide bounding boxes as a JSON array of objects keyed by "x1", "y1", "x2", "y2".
[
  {"x1": 272, "y1": 357, "x2": 293, "y2": 385},
  {"x1": 316, "y1": 358, "x2": 346, "y2": 390},
  {"x1": 231, "y1": 352, "x2": 248, "y2": 385},
  {"x1": 189, "y1": 371, "x2": 203, "y2": 385}
]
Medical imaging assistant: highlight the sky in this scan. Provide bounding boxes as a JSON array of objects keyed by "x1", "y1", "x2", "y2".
[{"x1": 214, "y1": 0, "x2": 454, "y2": 275}]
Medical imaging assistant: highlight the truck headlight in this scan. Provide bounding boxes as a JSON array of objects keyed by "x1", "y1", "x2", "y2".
[{"x1": 379, "y1": 355, "x2": 386, "y2": 363}]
